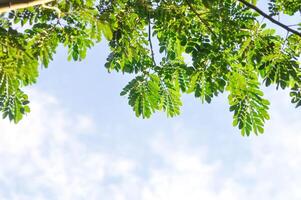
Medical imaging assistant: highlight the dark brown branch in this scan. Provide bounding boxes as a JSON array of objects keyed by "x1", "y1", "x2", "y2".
[
  {"x1": 238, "y1": 0, "x2": 301, "y2": 38},
  {"x1": 184, "y1": 0, "x2": 217, "y2": 38}
]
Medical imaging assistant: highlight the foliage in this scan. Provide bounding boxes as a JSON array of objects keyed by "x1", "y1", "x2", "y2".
[{"x1": 0, "y1": 0, "x2": 300, "y2": 136}]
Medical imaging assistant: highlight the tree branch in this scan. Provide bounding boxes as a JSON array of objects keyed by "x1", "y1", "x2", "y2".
[
  {"x1": 237, "y1": 0, "x2": 301, "y2": 38},
  {"x1": 184, "y1": 0, "x2": 217, "y2": 38},
  {"x1": 0, "y1": 0, "x2": 55, "y2": 14}
]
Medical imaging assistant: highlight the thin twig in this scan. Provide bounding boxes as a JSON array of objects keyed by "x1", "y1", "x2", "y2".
[
  {"x1": 288, "y1": 24, "x2": 300, "y2": 27},
  {"x1": 148, "y1": 12, "x2": 156, "y2": 66}
]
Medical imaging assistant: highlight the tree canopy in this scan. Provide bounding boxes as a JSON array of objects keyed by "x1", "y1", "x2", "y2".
[{"x1": 0, "y1": 0, "x2": 300, "y2": 136}]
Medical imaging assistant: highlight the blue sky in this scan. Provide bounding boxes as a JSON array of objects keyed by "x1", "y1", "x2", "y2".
[{"x1": 0, "y1": 1, "x2": 301, "y2": 199}]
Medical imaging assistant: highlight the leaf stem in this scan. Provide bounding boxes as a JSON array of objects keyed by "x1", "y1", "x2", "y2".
[
  {"x1": 148, "y1": 12, "x2": 156, "y2": 66},
  {"x1": 41, "y1": 3, "x2": 61, "y2": 17}
]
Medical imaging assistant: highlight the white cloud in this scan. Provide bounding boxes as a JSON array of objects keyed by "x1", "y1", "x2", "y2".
[
  {"x1": 0, "y1": 89, "x2": 301, "y2": 200},
  {"x1": 0, "y1": 89, "x2": 138, "y2": 200},
  {"x1": 138, "y1": 90, "x2": 301, "y2": 200},
  {"x1": 133, "y1": 128, "x2": 248, "y2": 200},
  {"x1": 235, "y1": 90, "x2": 301, "y2": 200}
]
